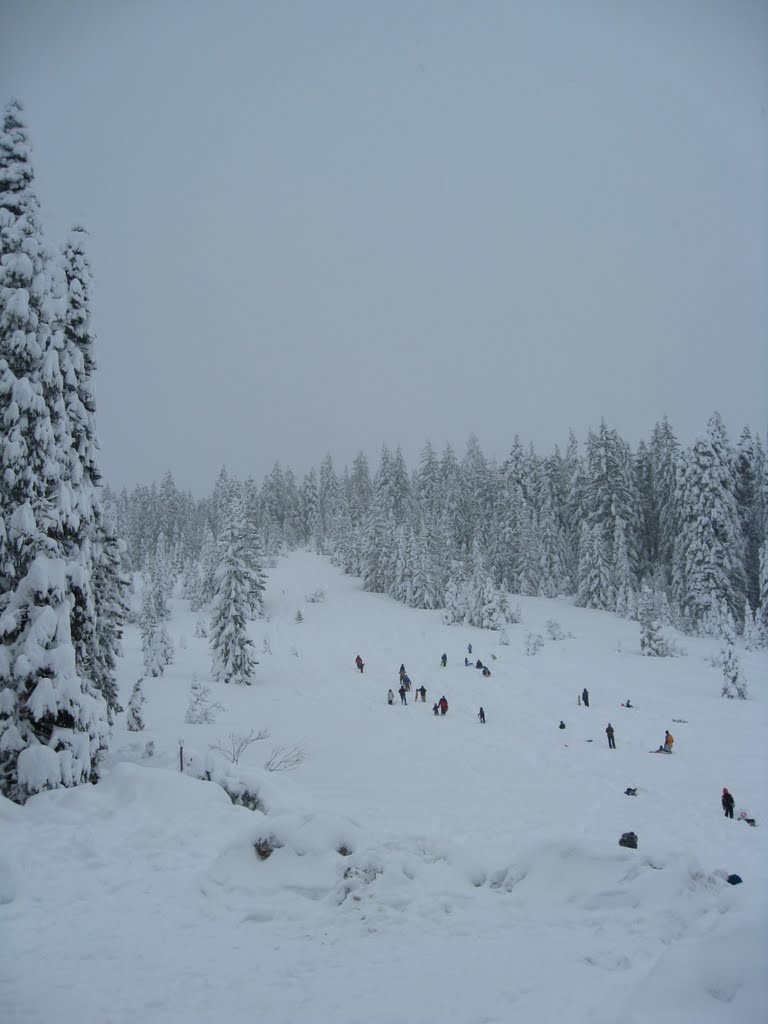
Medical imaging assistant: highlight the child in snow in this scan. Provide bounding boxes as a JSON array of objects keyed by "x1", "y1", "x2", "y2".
[
  {"x1": 722, "y1": 788, "x2": 735, "y2": 819},
  {"x1": 399, "y1": 684, "x2": 407, "y2": 705},
  {"x1": 403, "y1": 674, "x2": 412, "y2": 692},
  {"x1": 418, "y1": 685, "x2": 427, "y2": 703},
  {"x1": 482, "y1": 665, "x2": 491, "y2": 677},
  {"x1": 432, "y1": 702, "x2": 440, "y2": 716},
  {"x1": 440, "y1": 653, "x2": 447, "y2": 667},
  {"x1": 478, "y1": 707, "x2": 486, "y2": 724},
  {"x1": 387, "y1": 689, "x2": 395, "y2": 705},
  {"x1": 464, "y1": 657, "x2": 471, "y2": 666},
  {"x1": 468, "y1": 643, "x2": 472, "y2": 655},
  {"x1": 663, "y1": 730, "x2": 673, "y2": 753},
  {"x1": 355, "y1": 655, "x2": 364, "y2": 673},
  {"x1": 475, "y1": 659, "x2": 484, "y2": 669},
  {"x1": 737, "y1": 810, "x2": 757, "y2": 826},
  {"x1": 559, "y1": 721, "x2": 566, "y2": 730}
]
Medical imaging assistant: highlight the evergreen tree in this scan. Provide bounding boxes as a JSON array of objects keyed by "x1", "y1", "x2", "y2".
[
  {"x1": 638, "y1": 584, "x2": 663, "y2": 656},
  {"x1": 718, "y1": 602, "x2": 748, "y2": 699},
  {"x1": 1, "y1": 100, "x2": 109, "y2": 802},
  {"x1": 209, "y1": 499, "x2": 257, "y2": 684},
  {"x1": 126, "y1": 679, "x2": 145, "y2": 731},
  {"x1": 674, "y1": 414, "x2": 746, "y2": 632}
]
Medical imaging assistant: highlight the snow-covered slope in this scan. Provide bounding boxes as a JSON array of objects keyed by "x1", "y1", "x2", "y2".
[{"x1": 2, "y1": 551, "x2": 766, "y2": 1024}]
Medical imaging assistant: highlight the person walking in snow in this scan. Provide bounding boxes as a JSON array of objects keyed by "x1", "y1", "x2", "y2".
[
  {"x1": 606, "y1": 723, "x2": 616, "y2": 749},
  {"x1": 418, "y1": 685, "x2": 427, "y2": 703},
  {"x1": 439, "y1": 696, "x2": 448, "y2": 715},
  {"x1": 582, "y1": 688, "x2": 589, "y2": 707},
  {"x1": 722, "y1": 788, "x2": 735, "y2": 819},
  {"x1": 399, "y1": 664, "x2": 406, "y2": 684},
  {"x1": 403, "y1": 673, "x2": 412, "y2": 692},
  {"x1": 440, "y1": 653, "x2": 447, "y2": 667},
  {"x1": 387, "y1": 689, "x2": 395, "y2": 706},
  {"x1": 432, "y1": 702, "x2": 440, "y2": 716},
  {"x1": 399, "y1": 684, "x2": 407, "y2": 705},
  {"x1": 355, "y1": 655, "x2": 364, "y2": 673},
  {"x1": 468, "y1": 643, "x2": 472, "y2": 655},
  {"x1": 478, "y1": 707, "x2": 486, "y2": 724}
]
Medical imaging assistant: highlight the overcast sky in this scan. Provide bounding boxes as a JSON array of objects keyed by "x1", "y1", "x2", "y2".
[{"x1": 2, "y1": 0, "x2": 766, "y2": 494}]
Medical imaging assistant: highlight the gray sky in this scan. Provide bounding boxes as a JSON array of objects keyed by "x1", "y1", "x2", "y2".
[{"x1": 2, "y1": 0, "x2": 766, "y2": 494}]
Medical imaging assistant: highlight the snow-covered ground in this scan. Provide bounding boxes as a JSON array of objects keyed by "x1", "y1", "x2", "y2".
[{"x1": 2, "y1": 551, "x2": 766, "y2": 1024}]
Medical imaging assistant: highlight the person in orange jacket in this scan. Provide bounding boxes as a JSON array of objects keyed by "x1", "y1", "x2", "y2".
[{"x1": 663, "y1": 730, "x2": 674, "y2": 753}]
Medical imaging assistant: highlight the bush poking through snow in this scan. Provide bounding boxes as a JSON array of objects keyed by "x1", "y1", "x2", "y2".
[
  {"x1": 254, "y1": 835, "x2": 284, "y2": 860},
  {"x1": 294, "y1": 609, "x2": 304, "y2": 623},
  {"x1": 262, "y1": 634, "x2": 272, "y2": 655},
  {"x1": 209, "y1": 729, "x2": 270, "y2": 765},
  {"x1": 525, "y1": 632, "x2": 544, "y2": 656},
  {"x1": 143, "y1": 740, "x2": 155, "y2": 758},
  {"x1": 193, "y1": 616, "x2": 208, "y2": 638},
  {"x1": 264, "y1": 744, "x2": 306, "y2": 773},
  {"x1": 305, "y1": 588, "x2": 325, "y2": 604}
]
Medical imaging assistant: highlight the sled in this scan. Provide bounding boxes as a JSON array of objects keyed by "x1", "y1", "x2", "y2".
[{"x1": 649, "y1": 748, "x2": 672, "y2": 754}]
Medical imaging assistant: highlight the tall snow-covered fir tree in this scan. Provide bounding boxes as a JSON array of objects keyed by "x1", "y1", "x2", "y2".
[
  {"x1": 209, "y1": 497, "x2": 257, "y2": 684},
  {"x1": 0, "y1": 100, "x2": 110, "y2": 801},
  {"x1": 673, "y1": 414, "x2": 746, "y2": 633}
]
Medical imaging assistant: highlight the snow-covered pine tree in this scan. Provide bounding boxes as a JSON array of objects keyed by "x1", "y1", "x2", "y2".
[
  {"x1": 674, "y1": 414, "x2": 746, "y2": 633},
  {"x1": 576, "y1": 522, "x2": 611, "y2": 609},
  {"x1": 638, "y1": 583, "x2": 663, "y2": 656},
  {"x1": 126, "y1": 679, "x2": 145, "y2": 731},
  {"x1": 0, "y1": 100, "x2": 109, "y2": 801},
  {"x1": 60, "y1": 226, "x2": 126, "y2": 722},
  {"x1": 140, "y1": 585, "x2": 173, "y2": 677},
  {"x1": 719, "y1": 602, "x2": 748, "y2": 699},
  {"x1": 209, "y1": 498, "x2": 257, "y2": 685}
]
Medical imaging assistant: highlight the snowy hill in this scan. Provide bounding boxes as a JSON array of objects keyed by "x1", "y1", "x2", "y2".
[{"x1": 3, "y1": 551, "x2": 766, "y2": 1024}]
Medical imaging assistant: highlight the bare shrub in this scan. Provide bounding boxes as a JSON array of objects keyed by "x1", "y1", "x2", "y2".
[
  {"x1": 209, "y1": 729, "x2": 270, "y2": 765},
  {"x1": 264, "y1": 743, "x2": 306, "y2": 773},
  {"x1": 305, "y1": 588, "x2": 326, "y2": 604}
]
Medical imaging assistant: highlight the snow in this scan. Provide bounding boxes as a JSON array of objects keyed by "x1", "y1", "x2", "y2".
[{"x1": 2, "y1": 550, "x2": 766, "y2": 1023}]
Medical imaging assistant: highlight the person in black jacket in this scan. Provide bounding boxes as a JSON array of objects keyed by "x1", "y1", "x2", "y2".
[
  {"x1": 606, "y1": 723, "x2": 615, "y2": 749},
  {"x1": 582, "y1": 688, "x2": 589, "y2": 707},
  {"x1": 722, "y1": 788, "x2": 735, "y2": 819},
  {"x1": 478, "y1": 707, "x2": 486, "y2": 724}
]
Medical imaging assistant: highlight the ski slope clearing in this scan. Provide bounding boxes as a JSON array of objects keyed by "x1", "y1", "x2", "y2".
[{"x1": 2, "y1": 551, "x2": 766, "y2": 1024}]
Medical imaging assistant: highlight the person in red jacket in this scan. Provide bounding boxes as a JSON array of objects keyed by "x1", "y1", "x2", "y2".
[
  {"x1": 355, "y1": 655, "x2": 364, "y2": 673},
  {"x1": 439, "y1": 696, "x2": 448, "y2": 715},
  {"x1": 722, "y1": 788, "x2": 735, "y2": 819}
]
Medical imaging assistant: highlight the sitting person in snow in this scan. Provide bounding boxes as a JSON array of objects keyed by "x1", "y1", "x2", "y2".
[
  {"x1": 475, "y1": 659, "x2": 484, "y2": 669},
  {"x1": 737, "y1": 810, "x2": 757, "y2": 827},
  {"x1": 663, "y1": 730, "x2": 673, "y2": 753},
  {"x1": 482, "y1": 665, "x2": 491, "y2": 677},
  {"x1": 355, "y1": 655, "x2": 364, "y2": 673}
]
